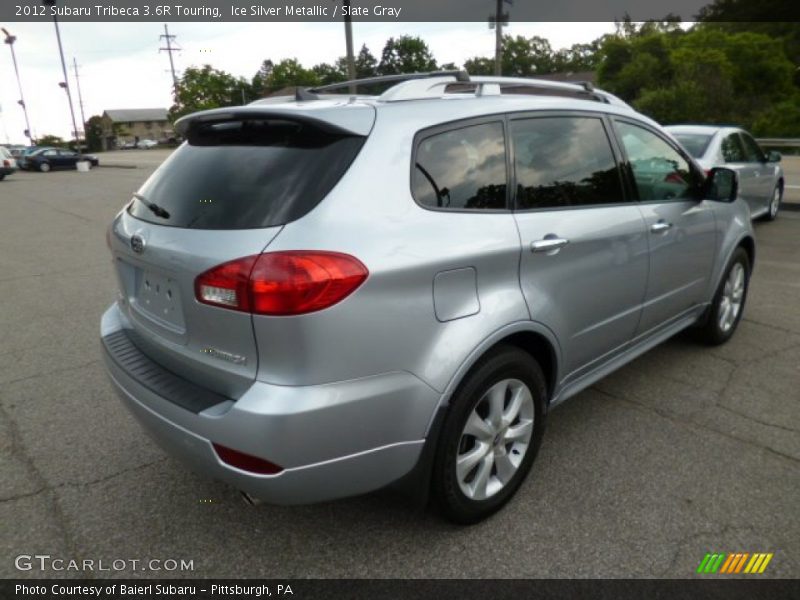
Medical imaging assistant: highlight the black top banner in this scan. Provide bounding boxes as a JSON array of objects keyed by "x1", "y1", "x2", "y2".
[{"x1": 2, "y1": 0, "x2": 798, "y2": 22}]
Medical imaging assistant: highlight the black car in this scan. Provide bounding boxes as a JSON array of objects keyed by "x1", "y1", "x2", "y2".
[{"x1": 25, "y1": 147, "x2": 100, "y2": 172}]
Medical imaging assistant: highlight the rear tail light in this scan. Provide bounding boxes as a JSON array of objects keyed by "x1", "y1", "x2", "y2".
[
  {"x1": 195, "y1": 251, "x2": 368, "y2": 316},
  {"x1": 212, "y1": 443, "x2": 283, "y2": 475},
  {"x1": 2, "y1": 160, "x2": 10, "y2": 167}
]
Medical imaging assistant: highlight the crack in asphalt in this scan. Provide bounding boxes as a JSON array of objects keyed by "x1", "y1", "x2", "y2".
[
  {"x1": 0, "y1": 402, "x2": 80, "y2": 558},
  {"x1": 591, "y1": 387, "x2": 800, "y2": 466},
  {"x1": 741, "y1": 317, "x2": 799, "y2": 336},
  {"x1": 0, "y1": 360, "x2": 103, "y2": 388}
]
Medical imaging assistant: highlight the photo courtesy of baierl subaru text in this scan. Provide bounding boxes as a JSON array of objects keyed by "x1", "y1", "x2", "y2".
[{"x1": 1, "y1": 0, "x2": 799, "y2": 598}]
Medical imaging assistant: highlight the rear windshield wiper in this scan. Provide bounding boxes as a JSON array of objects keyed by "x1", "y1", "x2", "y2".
[{"x1": 132, "y1": 193, "x2": 171, "y2": 219}]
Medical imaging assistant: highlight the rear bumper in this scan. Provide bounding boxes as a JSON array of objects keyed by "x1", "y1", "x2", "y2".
[{"x1": 100, "y1": 303, "x2": 437, "y2": 504}]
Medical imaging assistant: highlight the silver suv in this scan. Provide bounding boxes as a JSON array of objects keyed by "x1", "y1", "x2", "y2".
[{"x1": 101, "y1": 72, "x2": 754, "y2": 523}]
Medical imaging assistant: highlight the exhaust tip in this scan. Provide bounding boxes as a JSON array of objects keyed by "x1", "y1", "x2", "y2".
[{"x1": 240, "y1": 491, "x2": 263, "y2": 506}]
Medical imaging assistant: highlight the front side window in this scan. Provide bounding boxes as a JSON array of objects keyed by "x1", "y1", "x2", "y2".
[
  {"x1": 511, "y1": 116, "x2": 624, "y2": 209},
  {"x1": 412, "y1": 122, "x2": 507, "y2": 210},
  {"x1": 721, "y1": 134, "x2": 746, "y2": 163},
  {"x1": 616, "y1": 121, "x2": 700, "y2": 202},
  {"x1": 739, "y1": 132, "x2": 765, "y2": 163}
]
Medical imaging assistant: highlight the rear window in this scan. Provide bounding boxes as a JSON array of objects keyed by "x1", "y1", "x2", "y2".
[
  {"x1": 671, "y1": 133, "x2": 713, "y2": 159},
  {"x1": 128, "y1": 119, "x2": 365, "y2": 229}
]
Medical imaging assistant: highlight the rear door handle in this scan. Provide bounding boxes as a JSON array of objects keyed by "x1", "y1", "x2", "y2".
[
  {"x1": 530, "y1": 237, "x2": 569, "y2": 254},
  {"x1": 650, "y1": 221, "x2": 673, "y2": 234}
]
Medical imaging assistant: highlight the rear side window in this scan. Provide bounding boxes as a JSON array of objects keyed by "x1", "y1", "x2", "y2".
[
  {"x1": 739, "y1": 132, "x2": 765, "y2": 163},
  {"x1": 672, "y1": 133, "x2": 712, "y2": 159},
  {"x1": 511, "y1": 116, "x2": 624, "y2": 209},
  {"x1": 412, "y1": 122, "x2": 507, "y2": 210},
  {"x1": 128, "y1": 119, "x2": 365, "y2": 229},
  {"x1": 721, "y1": 134, "x2": 746, "y2": 162},
  {"x1": 615, "y1": 121, "x2": 701, "y2": 202}
]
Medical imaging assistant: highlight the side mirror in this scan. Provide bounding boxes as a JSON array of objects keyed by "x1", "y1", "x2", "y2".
[
  {"x1": 704, "y1": 167, "x2": 738, "y2": 203},
  {"x1": 767, "y1": 150, "x2": 781, "y2": 163}
]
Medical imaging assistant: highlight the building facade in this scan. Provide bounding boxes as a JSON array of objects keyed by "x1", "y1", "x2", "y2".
[{"x1": 100, "y1": 108, "x2": 172, "y2": 150}]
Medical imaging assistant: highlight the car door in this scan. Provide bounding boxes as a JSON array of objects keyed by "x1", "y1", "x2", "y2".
[
  {"x1": 511, "y1": 113, "x2": 649, "y2": 381},
  {"x1": 58, "y1": 149, "x2": 78, "y2": 169},
  {"x1": 718, "y1": 131, "x2": 762, "y2": 216},
  {"x1": 739, "y1": 131, "x2": 773, "y2": 215},
  {"x1": 613, "y1": 119, "x2": 716, "y2": 336}
]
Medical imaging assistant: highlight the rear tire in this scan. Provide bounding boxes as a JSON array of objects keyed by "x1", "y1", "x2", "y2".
[
  {"x1": 39, "y1": 162, "x2": 51, "y2": 173},
  {"x1": 695, "y1": 248, "x2": 750, "y2": 346},
  {"x1": 432, "y1": 346, "x2": 547, "y2": 524},
  {"x1": 762, "y1": 184, "x2": 782, "y2": 221}
]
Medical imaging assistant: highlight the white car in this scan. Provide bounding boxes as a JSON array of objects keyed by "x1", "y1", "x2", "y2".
[
  {"x1": 1, "y1": 146, "x2": 18, "y2": 180},
  {"x1": 136, "y1": 139, "x2": 158, "y2": 149},
  {"x1": 665, "y1": 125, "x2": 784, "y2": 221}
]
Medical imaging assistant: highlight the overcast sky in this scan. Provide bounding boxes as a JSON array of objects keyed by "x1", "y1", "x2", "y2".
[{"x1": 0, "y1": 21, "x2": 617, "y2": 143}]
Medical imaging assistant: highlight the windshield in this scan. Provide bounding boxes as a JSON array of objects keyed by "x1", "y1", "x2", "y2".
[
  {"x1": 128, "y1": 119, "x2": 365, "y2": 230},
  {"x1": 672, "y1": 133, "x2": 713, "y2": 159}
]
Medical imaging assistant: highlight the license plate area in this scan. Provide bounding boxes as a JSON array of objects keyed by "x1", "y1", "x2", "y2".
[{"x1": 130, "y1": 267, "x2": 186, "y2": 334}]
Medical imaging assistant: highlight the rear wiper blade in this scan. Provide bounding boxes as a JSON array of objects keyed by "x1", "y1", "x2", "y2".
[{"x1": 132, "y1": 193, "x2": 170, "y2": 219}]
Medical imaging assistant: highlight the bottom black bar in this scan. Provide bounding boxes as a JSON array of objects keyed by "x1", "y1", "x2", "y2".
[{"x1": 3, "y1": 579, "x2": 800, "y2": 600}]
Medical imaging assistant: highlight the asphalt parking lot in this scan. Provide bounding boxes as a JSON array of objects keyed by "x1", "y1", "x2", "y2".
[{"x1": 1, "y1": 151, "x2": 799, "y2": 579}]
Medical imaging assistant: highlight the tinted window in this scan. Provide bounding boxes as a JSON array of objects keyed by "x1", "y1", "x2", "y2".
[
  {"x1": 721, "y1": 134, "x2": 746, "y2": 162},
  {"x1": 739, "y1": 132, "x2": 765, "y2": 163},
  {"x1": 672, "y1": 133, "x2": 712, "y2": 159},
  {"x1": 128, "y1": 119, "x2": 365, "y2": 229},
  {"x1": 616, "y1": 121, "x2": 700, "y2": 202},
  {"x1": 512, "y1": 116, "x2": 623, "y2": 209},
  {"x1": 413, "y1": 122, "x2": 507, "y2": 210}
]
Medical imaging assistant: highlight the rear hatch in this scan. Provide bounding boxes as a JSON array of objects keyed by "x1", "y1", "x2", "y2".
[{"x1": 107, "y1": 103, "x2": 373, "y2": 398}]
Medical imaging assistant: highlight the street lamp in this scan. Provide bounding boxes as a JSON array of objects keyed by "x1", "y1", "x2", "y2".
[
  {"x1": 41, "y1": 0, "x2": 82, "y2": 156},
  {"x1": 2, "y1": 27, "x2": 34, "y2": 143}
]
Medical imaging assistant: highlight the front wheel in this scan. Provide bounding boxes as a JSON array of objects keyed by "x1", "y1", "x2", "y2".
[
  {"x1": 695, "y1": 248, "x2": 750, "y2": 345},
  {"x1": 431, "y1": 346, "x2": 547, "y2": 524},
  {"x1": 38, "y1": 162, "x2": 51, "y2": 173},
  {"x1": 763, "y1": 184, "x2": 782, "y2": 221}
]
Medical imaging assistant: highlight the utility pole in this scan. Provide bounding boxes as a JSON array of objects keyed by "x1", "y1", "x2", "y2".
[
  {"x1": 73, "y1": 58, "x2": 87, "y2": 141},
  {"x1": 42, "y1": 0, "x2": 81, "y2": 156},
  {"x1": 489, "y1": 0, "x2": 512, "y2": 76},
  {"x1": 2, "y1": 27, "x2": 34, "y2": 143},
  {"x1": 159, "y1": 24, "x2": 180, "y2": 98}
]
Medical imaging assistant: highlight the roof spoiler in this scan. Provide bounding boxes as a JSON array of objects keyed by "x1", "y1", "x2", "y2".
[{"x1": 174, "y1": 105, "x2": 374, "y2": 138}]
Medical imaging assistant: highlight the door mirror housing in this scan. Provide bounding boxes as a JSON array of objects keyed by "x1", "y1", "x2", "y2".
[
  {"x1": 766, "y1": 150, "x2": 781, "y2": 163},
  {"x1": 704, "y1": 167, "x2": 738, "y2": 203}
]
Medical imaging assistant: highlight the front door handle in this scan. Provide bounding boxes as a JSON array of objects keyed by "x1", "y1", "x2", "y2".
[
  {"x1": 531, "y1": 237, "x2": 569, "y2": 254},
  {"x1": 650, "y1": 220, "x2": 673, "y2": 234}
]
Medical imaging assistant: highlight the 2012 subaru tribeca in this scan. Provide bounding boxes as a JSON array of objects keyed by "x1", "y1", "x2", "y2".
[{"x1": 101, "y1": 72, "x2": 754, "y2": 523}]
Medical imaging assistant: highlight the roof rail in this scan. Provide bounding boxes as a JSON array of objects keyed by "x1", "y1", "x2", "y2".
[
  {"x1": 310, "y1": 70, "x2": 470, "y2": 94},
  {"x1": 377, "y1": 74, "x2": 630, "y2": 108}
]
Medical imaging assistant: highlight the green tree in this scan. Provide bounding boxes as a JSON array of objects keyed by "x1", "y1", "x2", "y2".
[
  {"x1": 84, "y1": 115, "x2": 104, "y2": 152},
  {"x1": 265, "y1": 58, "x2": 320, "y2": 90},
  {"x1": 312, "y1": 62, "x2": 346, "y2": 85},
  {"x1": 170, "y1": 65, "x2": 252, "y2": 120},
  {"x1": 251, "y1": 59, "x2": 274, "y2": 97},
  {"x1": 378, "y1": 36, "x2": 437, "y2": 74},
  {"x1": 36, "y1": 134, "x2": 66, "y2": 147},
  {"x1": 751, "y1": 95, "x2": 800, "y2": 137}
]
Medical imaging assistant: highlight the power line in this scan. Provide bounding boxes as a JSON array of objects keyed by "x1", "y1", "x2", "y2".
[{"x1": 159, "y1": 24, "x2": 180, "y2": 98}]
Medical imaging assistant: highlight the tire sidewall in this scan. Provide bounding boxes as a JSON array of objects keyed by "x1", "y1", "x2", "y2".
[
  {"x1": 707, "y1": 248, "x2": 750, "y2": 344},
  {"x1": 433, "y1": 347, "x2": 547, "y2": 524}
]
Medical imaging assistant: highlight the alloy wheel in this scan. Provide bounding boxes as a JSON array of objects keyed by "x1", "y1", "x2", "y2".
[
  {"x1": 456, "y1": 378, "x2": 534, "y2": 501},
  {"x1": 718, "y1": 262, "x2": 745, "y2": 333}
]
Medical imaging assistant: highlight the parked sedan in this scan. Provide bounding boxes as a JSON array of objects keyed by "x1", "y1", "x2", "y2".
[
  {"x1": 24, "y1": 147, "x2": 100, "y2": 172},
  {"x1": 665, "y1": 125, "x2": 784, "y2": 220},
  {"x1": 0, "y1": 147, "x2": 18, "y2": 180},
  {"x1": 137, "y1": 139, "x2": 158, "y2": 149}
]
